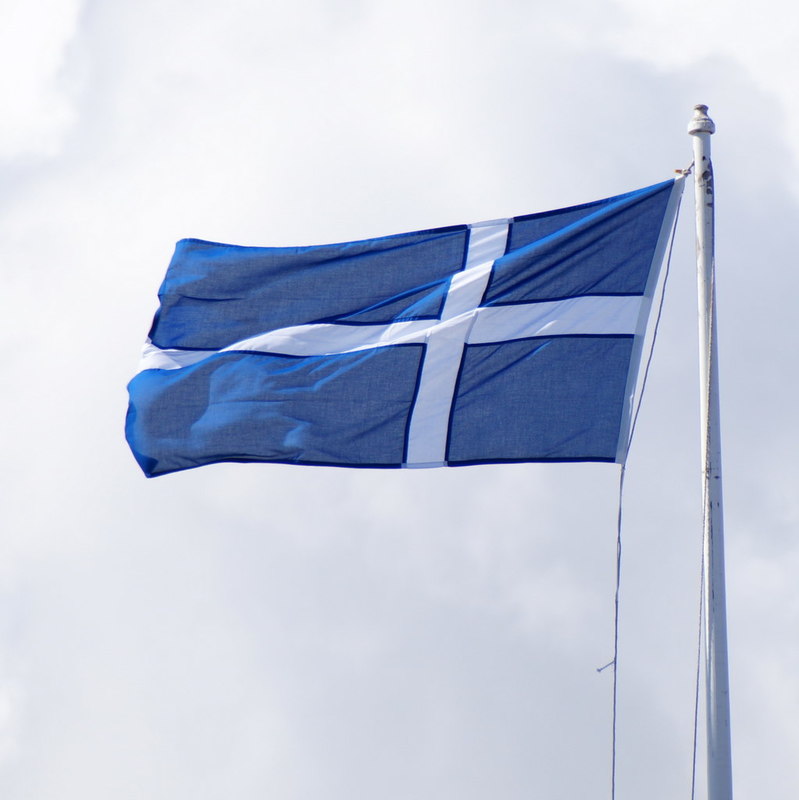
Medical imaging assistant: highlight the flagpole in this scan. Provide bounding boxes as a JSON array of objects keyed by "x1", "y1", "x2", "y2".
[{"x1": 688, "y1": 104, "x2": 733, "y2": 800}]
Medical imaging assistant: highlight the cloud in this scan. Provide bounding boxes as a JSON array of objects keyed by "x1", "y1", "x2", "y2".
[
  {"x1": 1, "y1": 2, "x2": 798, "y2": 799},
  {"x1": 0, "y1": 0, "x2": 84, "y2": 160}
]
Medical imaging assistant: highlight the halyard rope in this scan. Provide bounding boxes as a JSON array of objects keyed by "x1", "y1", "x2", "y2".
[{"x1": 607, "y1": 184, "x2": 683, "y2": 800}]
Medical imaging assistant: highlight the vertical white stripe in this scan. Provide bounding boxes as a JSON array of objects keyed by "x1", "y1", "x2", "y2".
[{"x1": 404, "y1": 222, "x2": 508, "y2": 466}]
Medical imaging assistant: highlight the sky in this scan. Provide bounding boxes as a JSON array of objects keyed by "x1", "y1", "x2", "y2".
[{"x1": 1, "y1": 1, "x2": 798, "y2": 798}]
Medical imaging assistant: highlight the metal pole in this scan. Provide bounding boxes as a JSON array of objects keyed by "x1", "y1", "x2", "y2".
[{"x1": 688, "y1": 104, "x2": 733, "y2": 800}]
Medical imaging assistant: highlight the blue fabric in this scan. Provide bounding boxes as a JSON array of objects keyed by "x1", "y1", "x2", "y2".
[
  {"x1": 150, "y1": 227, "x2": 468, "y2": 350},
  {"x1": 447, "y1": 336, "x2": 634, "y2": 464},
  {"x1": 484, "y1": 179, "x2": 674, "y2": 305},
  {"x1": 128, "y1": 347, "x2": 425, "y2": 475},
  {"x1": 126, "y1": 179, "x2": 678, "y2": 477}
]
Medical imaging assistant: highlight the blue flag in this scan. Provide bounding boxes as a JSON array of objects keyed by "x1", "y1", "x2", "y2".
[{"x1": 126, "y1": 178, "x2": 683, "y2": 477}]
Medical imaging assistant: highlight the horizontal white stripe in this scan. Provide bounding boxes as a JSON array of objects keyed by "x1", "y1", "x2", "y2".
[
  {"x1": 138, "y1": 294, "x2": 642, "y2": 372},
  {"x1": 468, "y1": 295, "x2": 643, "y2": 343},
  {"x1": 226, "y1": 319, "x2": 430, "y2": 357},
  {"x1": 139, "y1": 341, "x2": 212, "y2": 370}
]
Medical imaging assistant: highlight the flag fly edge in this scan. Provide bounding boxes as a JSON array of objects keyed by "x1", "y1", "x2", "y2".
[{"x1": 614, "y1": 174, "x2": 685, "y2": 464}]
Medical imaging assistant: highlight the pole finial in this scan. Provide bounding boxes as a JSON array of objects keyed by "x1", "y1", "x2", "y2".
[{"x1": 688, "y1": 104, "x2": 716, "y2": 135}]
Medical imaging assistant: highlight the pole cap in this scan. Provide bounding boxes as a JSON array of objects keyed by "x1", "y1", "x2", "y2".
[{"x1": 688, "y1": 104, "x2": 715, "y2": 135}]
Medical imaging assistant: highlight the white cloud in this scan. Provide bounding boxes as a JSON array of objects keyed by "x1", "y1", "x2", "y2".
[{"x1": 0, "y1": 0, "x2": 84, "y2": 159}]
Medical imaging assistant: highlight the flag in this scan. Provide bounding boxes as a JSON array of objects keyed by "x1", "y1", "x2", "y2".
[{"x1": 126, "y1": 177, "x2": 684, "y2": 477}]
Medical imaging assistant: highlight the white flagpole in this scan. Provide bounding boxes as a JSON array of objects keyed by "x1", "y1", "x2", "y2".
[{"x1": 688, "y1": 104, "x2": 733, "y2": 800}]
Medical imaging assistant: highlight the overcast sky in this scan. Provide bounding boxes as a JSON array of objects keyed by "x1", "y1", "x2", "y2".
[{"x1": 2, "y1": 1, "x2": 798, "y2": 798}]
